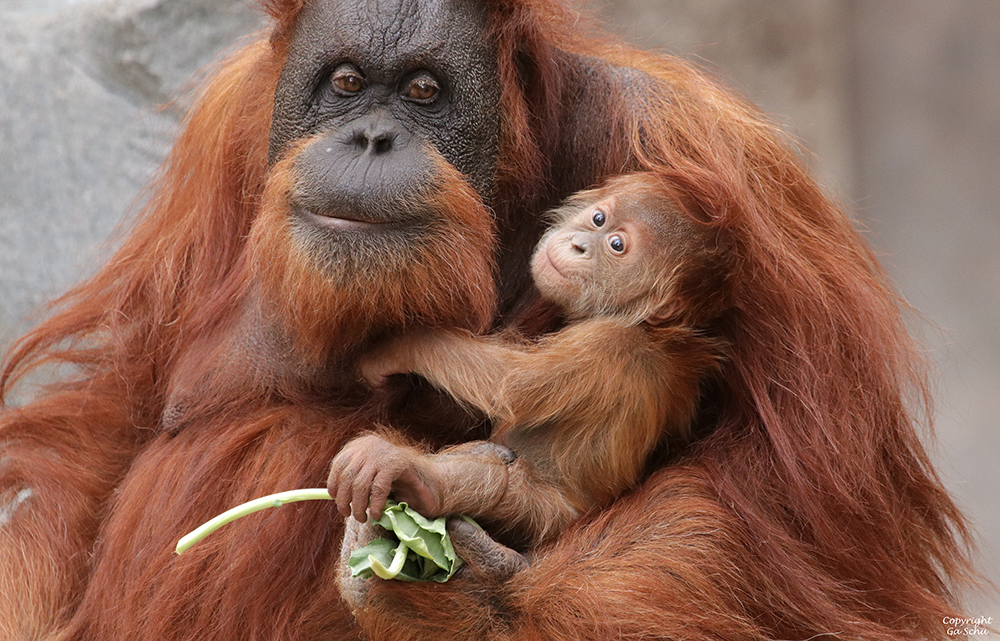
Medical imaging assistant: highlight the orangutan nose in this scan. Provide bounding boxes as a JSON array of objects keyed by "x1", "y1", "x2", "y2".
[{"x1": 570, "y1": 233, "x2": 592, "y2": 257}]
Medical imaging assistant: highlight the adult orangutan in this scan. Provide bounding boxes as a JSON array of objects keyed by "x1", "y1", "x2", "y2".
[{"x1": 0, "y1": 0, "x2": 976, "y2": 640}]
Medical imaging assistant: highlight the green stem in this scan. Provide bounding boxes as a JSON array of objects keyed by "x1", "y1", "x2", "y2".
[
  {"x1": 175, "y1": 488, "x2": 332, "y2": 555},
  {"x1": 372, "y1": 539, "x2": 411, "y2": 580}
]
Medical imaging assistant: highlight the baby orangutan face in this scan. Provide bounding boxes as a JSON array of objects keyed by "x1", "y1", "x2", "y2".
[{"x1": 531, "y1": 176, "x2": 710, "y2": 325}]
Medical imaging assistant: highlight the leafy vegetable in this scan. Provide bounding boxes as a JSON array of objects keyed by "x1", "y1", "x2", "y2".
[
  {"x1": 175, "y1": 492, "x2": 471, "y2": 583},
  {"x1": 348, "y1": 501, "x2": 467, "y2": 582}
]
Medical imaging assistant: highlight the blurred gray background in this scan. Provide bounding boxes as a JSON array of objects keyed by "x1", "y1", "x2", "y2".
[{"x1": 1, "y1": 0, "x2": 997, "y2": 617}]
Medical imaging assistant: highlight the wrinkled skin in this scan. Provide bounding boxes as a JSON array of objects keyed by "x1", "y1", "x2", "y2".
[{"x1": 270, "y1": 0, "x2": 502, "y2": 203}]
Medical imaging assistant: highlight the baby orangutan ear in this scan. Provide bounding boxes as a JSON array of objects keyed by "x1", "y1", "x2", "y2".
[
  {"x1": 646, "y1": 243, "x2": 734, "y2": 329},
  {"x1": 644, "y1": 306, "x2": 674, "y2": 327}
]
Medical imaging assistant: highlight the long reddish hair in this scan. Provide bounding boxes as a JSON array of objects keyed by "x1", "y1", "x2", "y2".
[
  {"x1": 1, "y1": 1, "x2": 977, "y2": 639},
  {"x1": 575, "y1": 19, "x2": 975, "y2": 641}
]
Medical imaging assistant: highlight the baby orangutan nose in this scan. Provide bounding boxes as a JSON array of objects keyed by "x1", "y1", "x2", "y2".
[{"x1": 570, "y1": 233, "x2": 592, "y2": 256}]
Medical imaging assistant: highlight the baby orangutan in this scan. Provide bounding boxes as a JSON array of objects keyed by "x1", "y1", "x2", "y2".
[{"x1": 328, "y1": 173, "x2": 730, "y2": 547}]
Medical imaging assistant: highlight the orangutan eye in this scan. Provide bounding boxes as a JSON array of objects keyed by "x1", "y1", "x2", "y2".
[
  {"x1": 608, "y1": 235, "x2": 626, "y2": 254},
  {"x1": 592, "y1": 210, "x2": 606, "y2": 227},
  {"x1": 330, "y1": 65, "x2": 365, "y2": 95},
  {"x1": 403, "y1": 74, "x2": 441, "y2": 103}
]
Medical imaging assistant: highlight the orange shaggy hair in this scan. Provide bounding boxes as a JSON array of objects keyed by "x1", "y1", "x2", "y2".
[{"x1": 0, "y1": 1, "x2": 977, "y2": 640}]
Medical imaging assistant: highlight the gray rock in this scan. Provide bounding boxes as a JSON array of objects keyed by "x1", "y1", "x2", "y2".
[{"x1": 0, "y1": 0, "x2": 263, "y2": 346}]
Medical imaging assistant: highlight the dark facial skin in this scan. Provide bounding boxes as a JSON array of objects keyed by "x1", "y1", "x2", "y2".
[{"x1": 269, "y1": 0, "x2": 501, "y2": 253}]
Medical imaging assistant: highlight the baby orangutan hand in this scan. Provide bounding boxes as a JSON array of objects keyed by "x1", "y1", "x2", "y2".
[
  {"x1": 327, "y1": 434, "x2": 443, "y2": 522},
  {"x1": 329, "y1": 433, "x2": 516, "y2": 527}
]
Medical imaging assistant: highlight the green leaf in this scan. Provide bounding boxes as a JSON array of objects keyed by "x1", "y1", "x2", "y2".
[
  {"x1": 176, "y1": 490, "x2": 476, "y2": 584},
  {"x1": 348, "y1": 501, "x2": 470, "y2": 583}
]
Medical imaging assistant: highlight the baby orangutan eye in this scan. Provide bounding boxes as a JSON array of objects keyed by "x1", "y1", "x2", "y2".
[
  {"x1": 592, "y1": 209, "x2": 606, "y2": 227},
  {"x1": 608, "y1": 234, "x2": 626, "y2": 254}
]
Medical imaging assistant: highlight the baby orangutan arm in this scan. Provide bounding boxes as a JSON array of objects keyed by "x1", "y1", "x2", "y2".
[
  {"x1": 328, "y1": 431, "x2": 581, "y2": 544},
  {"x1": 338, "y1": 321, "x2": 717, "y2": 546},
  {"x1": 336, "y1": 329, "x2": 542, "y2": 526},
  {"x1": 327, "y1": 433, "x2": 517, "y2": 522},
  {"x1": 360, "y1": 328, "x2": 529, "y2": 423}
]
